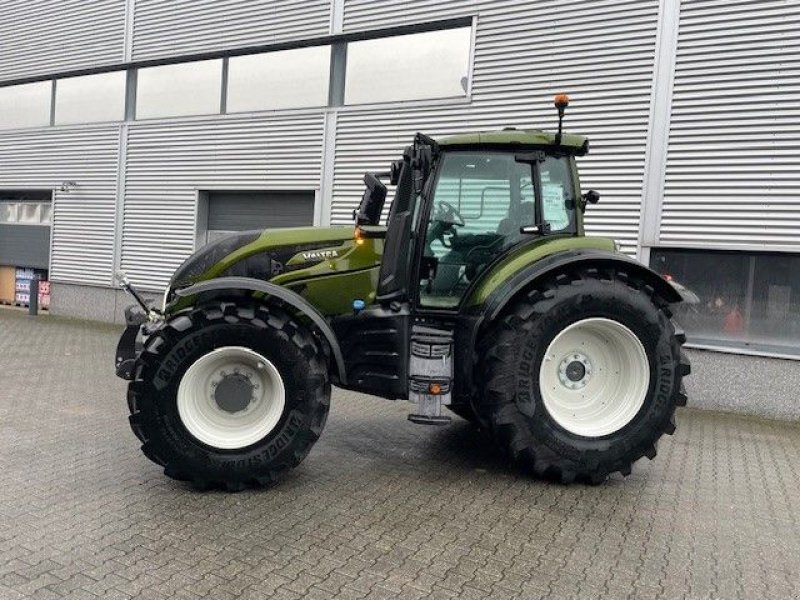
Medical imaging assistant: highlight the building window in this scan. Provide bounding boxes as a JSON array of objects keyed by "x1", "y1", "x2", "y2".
[
  {"x1": 0, "y1": 24, "x2": 474, "y2": 130},
  {"x1": 0, "y1": 191, "x2": 52, "y2": 225},
  {"x1": 54, "y1": 71, "x2": 127, "y2": 125},
  {"x1": 344, "y1": 26, "x2": 472, "y2": 105},
  {"x1": 650, "y1": 249, "x2": 800, "y2": 356},
  {"x1": 0, "y1": 201, "x2": 51, "y2": 225},
  {"x1": 227, "y1": 46, "x2": 331, "y2": 113},
  {"x1": 136, "y1": 59, "x2": 223, "y2": 119},
  {"x1": 0, "y1": 82, "x2": 51, "y2": 130}
]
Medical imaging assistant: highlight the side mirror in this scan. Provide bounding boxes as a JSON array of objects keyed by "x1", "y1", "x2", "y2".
[
  {"x1": 354, "y1": 173, "x2": 387, "y2": 226},
  {"x1": 580, "y1": 190, "x2": 600, "y2": 211}
]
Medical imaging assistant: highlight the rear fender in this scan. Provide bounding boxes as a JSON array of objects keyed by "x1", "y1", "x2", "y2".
[
  {"x1": 482, "y1": 250, "x2": 682, "y2": 323},
  {"x1": 174, "y1": 276, "x2": 347, "y2": 385}
]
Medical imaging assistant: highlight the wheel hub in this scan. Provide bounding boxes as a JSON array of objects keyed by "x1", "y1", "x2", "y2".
[
  {"x1": 558, "y1": 353, "x2": 592, "y2": 390},
  {"x1": 177, "y1": 347, "x2": 285, "y2": 450},
  {"x1": 539, "y1": 318, "x2": 650, "y2": 438},
  {"x1": 213, "y1": 371, "x2": 256, "y2": 413}
]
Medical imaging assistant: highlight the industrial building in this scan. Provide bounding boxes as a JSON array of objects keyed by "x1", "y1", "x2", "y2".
[{"x1": 0, "y1": 0, "x2": 797, "y2": 371}]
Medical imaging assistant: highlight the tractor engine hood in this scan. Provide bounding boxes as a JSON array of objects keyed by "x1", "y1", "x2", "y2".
[{"x1": 169, "y1": 226, "x2": 357, "y2": 292}]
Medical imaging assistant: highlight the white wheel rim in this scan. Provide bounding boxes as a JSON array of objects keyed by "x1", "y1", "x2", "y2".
[
  {"x1": 177, "y1": 346, "x2": 286, "y2": 450},
  {"x1": 538, "y1": 318, "x2": 650, "y2": 438}
]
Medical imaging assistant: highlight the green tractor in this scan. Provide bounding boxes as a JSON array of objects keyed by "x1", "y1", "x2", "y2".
[{"x1": 115, "y1": 96, "x2": 690, "y2": 490}]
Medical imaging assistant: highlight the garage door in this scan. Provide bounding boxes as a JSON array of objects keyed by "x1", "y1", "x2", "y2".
[
  {"x1": 0, "y1": 191, "x2": 52, "y2": 269},
  {"x1": 207, "y1": 191, "x2": 315, "y2": 235}
]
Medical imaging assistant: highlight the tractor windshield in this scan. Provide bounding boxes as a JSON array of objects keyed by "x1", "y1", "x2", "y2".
[{"x1": 418, "y1": 151, "x2": 575, "y2": 308}]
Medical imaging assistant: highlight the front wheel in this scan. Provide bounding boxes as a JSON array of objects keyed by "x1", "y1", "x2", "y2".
[
  {"x1": 127, "y1": 301, "x2": 330, "y2": 490},
  {"x1": 478, "y1": 267, "x2": 690, "y2": 484}
]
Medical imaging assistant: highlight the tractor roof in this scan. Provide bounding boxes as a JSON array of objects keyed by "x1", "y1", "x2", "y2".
[{"x1": 438, "y1": 128, "x2": 589, "y2": 155}]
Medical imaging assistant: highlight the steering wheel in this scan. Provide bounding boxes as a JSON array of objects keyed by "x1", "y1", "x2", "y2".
[
  {"x1": 425, "y1": 202, "x2": 467, "y2": 250},
  {"x1": 438, "y1": 201, "x2": 466, "y2": 227}
]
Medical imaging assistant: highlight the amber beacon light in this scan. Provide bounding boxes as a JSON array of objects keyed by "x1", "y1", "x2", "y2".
[{"x1": 554, "y1": 93, "x2": 570, "y2": 145}]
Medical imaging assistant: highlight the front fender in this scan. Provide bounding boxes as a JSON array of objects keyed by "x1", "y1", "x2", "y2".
[{"x1": 173, "y1": 276, "x2": 347, "y2": 385}]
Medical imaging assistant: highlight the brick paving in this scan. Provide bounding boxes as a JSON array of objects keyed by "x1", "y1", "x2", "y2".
[{"x1": 1, "y1": 308, "x2": 799, "y2": 599}]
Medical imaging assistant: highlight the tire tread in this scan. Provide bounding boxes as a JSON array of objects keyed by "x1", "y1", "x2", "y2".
[{"x1": 477, "y1": 266, "x2": 690, "y2": 483}]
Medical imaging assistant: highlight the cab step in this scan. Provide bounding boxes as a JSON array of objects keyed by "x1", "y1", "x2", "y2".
[
  {"x1": 408, "y1": 414, "x2": 452, "y2": 426},
  {"x1": 407, "y1": 325, "x2": 454, "y2": 426}
]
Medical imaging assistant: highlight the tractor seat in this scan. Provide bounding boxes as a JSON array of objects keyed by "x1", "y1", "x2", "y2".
[{"x1": 496, "y1": 202, "x2": 534, "y2": 236}]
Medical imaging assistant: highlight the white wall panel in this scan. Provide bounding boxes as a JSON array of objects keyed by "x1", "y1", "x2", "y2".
[
  {"x1": 122, "y1": 113, "x2": 325, "y2": 289},
  {"x1": 131, "y1": 0, "x2": 331, "y2": 61},
  {"x1": 0, "y1": 126, "x2": 121, "y2": 285},
  {"x1": 335, "y1": 0, "x2": 660, "y2": 253},
  {"x1": 661, "y1": 0, "x2": 800, "y2": 249},
  {"x1": 0, "y1": 0, "x2": 125, "y2": 81},
  {"x1": 343, "y1": 0, "x2": 476, "y2": 31}
]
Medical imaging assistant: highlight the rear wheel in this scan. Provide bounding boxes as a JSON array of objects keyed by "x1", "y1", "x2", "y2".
[
  {"x1": 478, "y1": 267, "x2": 689, "y2": 483},
  {"x1": 127, "y1": 301, "x2": 330, "y2": 490}
]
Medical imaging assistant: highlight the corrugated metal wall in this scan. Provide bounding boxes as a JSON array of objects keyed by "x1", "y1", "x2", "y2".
[
  {"x1": 334, "y1": 0, "x2": 661, "y2": 254},
  {"x1": 342, "y1": 0, "x2": 476, "y2": 30},
  {"x1": 121, "y1": 113, "x2": 325, "y2": 289},
  {"x1": 0, "y1": 126, "x2": 120, "y2": 285},
  {"x1": 131, "y1": 0, "x2": 331, "y2": 61},
  {"x1": 0, "y1": 0, "x2": 126, "y2": 80},
  {"x1": 661, "y1": 0, "x2": 800, "y2": 249}
]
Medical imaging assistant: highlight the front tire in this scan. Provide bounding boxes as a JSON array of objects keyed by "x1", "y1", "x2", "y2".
[
  {"x1": 478, "y1": 267, "x2": 690, "y2": 484},
  {"x1": 127, "y1": 301, "x2": 330, "y2": 490}
]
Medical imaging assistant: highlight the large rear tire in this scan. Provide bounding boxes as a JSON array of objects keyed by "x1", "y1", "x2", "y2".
[
  {"x1": 127, "y1": 301, "x2": 330, "y2": 490},
  {"x1": 478, "y1": 267, "x2": 690, "y2": 484}
]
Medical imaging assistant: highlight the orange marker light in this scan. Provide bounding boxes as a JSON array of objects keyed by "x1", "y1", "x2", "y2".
[
  {"x1": 429, "y1": 383, "x2": 442, "y2": 395},
  {"x1": 554, "y1": 93, "x2": 570, "y2": 108},
  {"x1": 354, "y1": 227, "x2": 366, "y2": 245}
]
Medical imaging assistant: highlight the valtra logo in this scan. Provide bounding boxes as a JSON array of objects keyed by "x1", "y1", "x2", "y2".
[{"x1": 301, "y1": 249, "x2": 339, "y2": 261}]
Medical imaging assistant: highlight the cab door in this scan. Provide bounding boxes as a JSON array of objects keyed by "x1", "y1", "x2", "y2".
[{"x1": 416, "y1": 151, "x2": 577, "y2": 310}]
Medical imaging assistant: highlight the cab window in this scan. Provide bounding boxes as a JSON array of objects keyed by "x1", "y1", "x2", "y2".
[{"x1": 418, "y1": 152, "x2": 574, "y2": 308}]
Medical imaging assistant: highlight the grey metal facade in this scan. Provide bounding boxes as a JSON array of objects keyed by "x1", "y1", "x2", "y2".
[
  {"x1": 660, "y1": 0, "x2": 800, "y2": 251},
  {"x1": 0, "y1": 125, "x2": 120, "y2": 285},
  {"x1": 0, "y1": 0, "x2": 127, "y2": 80},
  {"x1": 0, "y1": 0, "x2": 798, "y2": 359}
]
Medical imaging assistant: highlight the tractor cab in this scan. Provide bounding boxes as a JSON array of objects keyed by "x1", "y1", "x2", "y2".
[{"x1": 354, "y1": 101, "x2": 594, "y2": 314}]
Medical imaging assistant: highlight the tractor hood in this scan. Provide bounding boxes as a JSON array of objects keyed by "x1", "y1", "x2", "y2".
[{"x1": 168, "y1": 225, "x2": 383, "y2": 301}]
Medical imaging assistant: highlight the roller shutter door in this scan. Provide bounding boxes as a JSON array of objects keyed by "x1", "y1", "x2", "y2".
[
  {"x1": 0, "y1": 225, "x2": 50, "y2": 269},
  {"x1": 207, "y1": 191, "x2": 314, "y2": 233},
  {"x1": 0, "y1": 192, "x2": 51, "y2": 269}
]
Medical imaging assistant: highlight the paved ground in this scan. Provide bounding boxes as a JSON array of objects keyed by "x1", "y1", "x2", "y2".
[{"x1": 1, "y1": 309, "x2": 799, "y2": 600}]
